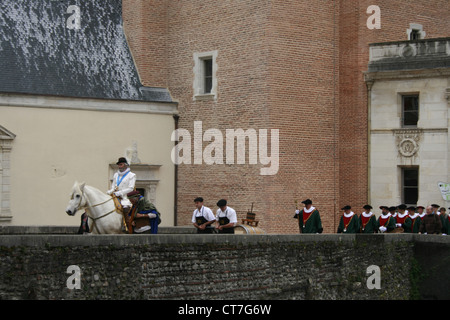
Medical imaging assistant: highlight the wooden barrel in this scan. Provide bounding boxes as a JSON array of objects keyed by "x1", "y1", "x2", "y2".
[{"x1": 234, "y1": 224, "x2": 266, "y2": 235}]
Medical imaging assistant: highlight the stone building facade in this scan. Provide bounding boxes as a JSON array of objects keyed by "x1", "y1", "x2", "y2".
[{"x1": 365, "y1": 38, "x2": 450, "y2": 209}]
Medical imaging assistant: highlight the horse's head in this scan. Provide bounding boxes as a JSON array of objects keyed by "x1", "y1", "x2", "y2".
[{"x1": 66, "y1": 182, "x2": 87, "y2": 216}]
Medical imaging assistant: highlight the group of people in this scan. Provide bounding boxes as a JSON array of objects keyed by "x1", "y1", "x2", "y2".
[
  {"x1": 294, "y1": 199, "x2": 450, "y2": 235},
  {"x1": 191, "y1": 197, "x2": 238, "y2": 234},
  {"x1": 78, "y1": 156, "x2": 450, "y2": 236},
  {"x1": 78, "y1": 157, "x2": 161, "y2": 234}
]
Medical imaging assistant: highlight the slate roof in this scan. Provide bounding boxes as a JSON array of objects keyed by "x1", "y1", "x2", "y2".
[{"x1": 0, "y1": 0, "x2": 172, "y2": 103}]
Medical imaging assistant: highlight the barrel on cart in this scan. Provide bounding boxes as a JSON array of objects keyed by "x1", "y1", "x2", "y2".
[
  {"x1": 235, "y1": 203, "x2": 265, "y2": 234},
  {"x1": 234, "y1": 224, "x2": 266, "y2": 234}
]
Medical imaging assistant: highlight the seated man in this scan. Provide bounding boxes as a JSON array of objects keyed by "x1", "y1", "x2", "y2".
[{"x1": 127, "y1": 191, "x2": 161, "y2": 234}]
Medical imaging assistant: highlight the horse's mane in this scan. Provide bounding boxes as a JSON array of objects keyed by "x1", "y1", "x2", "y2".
[{"x1": 73, "y1": 182, "x2": 110, "y2": 201}]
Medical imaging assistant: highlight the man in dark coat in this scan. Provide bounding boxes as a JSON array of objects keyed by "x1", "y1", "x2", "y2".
[{"x1": 419, "y1": 205, "x2": 442, "y2": 234}]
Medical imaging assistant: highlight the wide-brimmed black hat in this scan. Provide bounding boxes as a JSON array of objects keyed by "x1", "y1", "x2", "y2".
[
  {"x1": 116, "y1": 157, "x2": 129, "y2": 165},
  {"x1": 301, "y1": 199, "x2": 312, "y2": 205},
  {"x1": 341, "y1": 205, "x2": 351, "y2": 210}
]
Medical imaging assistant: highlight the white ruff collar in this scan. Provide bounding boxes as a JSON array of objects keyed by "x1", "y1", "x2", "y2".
[
  {"x1": 397, "y1": 211, "x2": 408, "y2": 218},
  {"x1": 304, "y1": 206, "x2": 315, "y2": 213},
  {"x1": 409, "y1": 213, "x2": 419, "y2": 219},
  {"x1": 381, "y1": 213, "x2": 392, "y2": 218},
  {"x1": 362, "y1": 211, "x2": 373, "y2": 218},
  {"x1": 344, "y1": 211, "x2": 355, "y2": 218},
  {"x1": 118, "y1": 168, "x2": 130, "y2": 176}
]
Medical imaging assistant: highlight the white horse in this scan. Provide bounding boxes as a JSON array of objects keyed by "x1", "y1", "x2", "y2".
[{"x1": 66, "y1": 181, "x2": 124, "y2": 234}]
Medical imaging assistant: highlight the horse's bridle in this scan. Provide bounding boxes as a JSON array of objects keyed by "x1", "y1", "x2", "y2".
[{"x1": 77, "y1": 189, "x2": 122, "y2": 233}]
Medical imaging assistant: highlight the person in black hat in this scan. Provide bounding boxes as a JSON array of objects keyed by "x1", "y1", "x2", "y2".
[
  {"x1": 293, "y1": 199, "x2": 323, "y2": 234},
  {"x1": 395, "y1": 204, "x2": 408, "y2": 231},
  {"x1": 404, "y1": 206, "x2": 420, "y2": 233},
  {"x1": 127, "y1": 190, "x2": 161, "y2": 234},
  {"x1": 437, "y1": 207, "x2": 448, "y2": 234},
  {"x1": 107, "y1": 157, "x2": 136, "y2": 210},
  {"x1": 378, "y1": 206, "x2": 396, "y2": 233},
  {"x1": 191, "y1": 197, "x2": 216, "y2": 234},
  {"x1": 337, "y1": 205, "x2": 360, "y2": 233},
  {"x1": 359, "y1": 205, "x2": 378, "y2": 233},
  {"x1": 215, "y1": 199, "x2": 237, "y2": 234}
]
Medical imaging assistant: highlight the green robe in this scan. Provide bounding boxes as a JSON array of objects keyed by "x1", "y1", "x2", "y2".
[
  {"x1": 131, "y1": 196, "x2": 161, "y2": 223},
  {"x1": 337, "y1": 213, "x2": 360, "y2": 233},
  {"x1": 359, "y1": 214, "x2": 378, "y2": 233},
  {"x1": 377, "y1": 214, "x2": 396, "y2": 233},
  {"x1": 403, "y1": 216, "x2": 421, "y2": 233},
  {"x1": 439, "y1": 214, "x2": 448, "y2": 234},
  {"x1": 295, "y1": 209, "x2": 323, "y2": 234}
]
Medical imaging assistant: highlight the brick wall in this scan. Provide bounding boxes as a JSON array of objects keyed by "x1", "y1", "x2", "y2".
[
  {"x1": 123, "y1": 0, "x2": 450, "y2": 233},
  {"x1": 123, "y1": 0, "x2": 168, "y2": 88}
]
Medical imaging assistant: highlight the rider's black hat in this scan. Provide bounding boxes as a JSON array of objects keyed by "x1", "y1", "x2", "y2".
[{"x1": 116, "y1": 157, "x2": 128, "y2": 165}]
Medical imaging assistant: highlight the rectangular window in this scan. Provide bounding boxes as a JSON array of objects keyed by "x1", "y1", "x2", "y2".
[
  {"x1": 402, "y1": 167, "x2": 419, "y2": 205},
  {"x1": 402, "y1": 95, "x2": 419, "y2": 127},
  {"x1": 203, "y1": 58, "x2": 213, "y2": 94},
  {"x1": 409, "y1": 29, "x2": 420, "y2": 40},
  {"x1": 193, "y1": 51, "x2": 218, "y2": 100}
]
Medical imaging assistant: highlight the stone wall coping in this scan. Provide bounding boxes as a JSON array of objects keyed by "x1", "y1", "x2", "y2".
[{"x1": 0, "y1": 232, "x2": 447, "y2": 248}]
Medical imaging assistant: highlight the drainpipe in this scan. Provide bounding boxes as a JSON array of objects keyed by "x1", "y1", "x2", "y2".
[
  {"x1": 366, "y1": 79, "x2": 374, "y2": 205},
  {"x1": 173, "y1": 113, "x2": 179, "y2": 226}
]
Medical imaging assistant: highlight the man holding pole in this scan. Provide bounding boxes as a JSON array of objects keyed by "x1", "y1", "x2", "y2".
[{"x1": 293, "y1": 199, "x2": 323, "y2": 234}]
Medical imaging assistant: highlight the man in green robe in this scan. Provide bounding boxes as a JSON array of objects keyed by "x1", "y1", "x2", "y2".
[
  {"x1": 403, "y1": 206, "x2": 421, "y2": 233},
  {"x1": 359, "y1": 205, "x2": 378, "y2": 233},
  {"x1": 377, "y1": 206, "x2": 396, "y2": 233},
  {"x1": 337, "y1": 205, "x2": 360, "y2": 233},
  {"x1": 293, "y1": 199, "x2": 323, "y2": 234}
]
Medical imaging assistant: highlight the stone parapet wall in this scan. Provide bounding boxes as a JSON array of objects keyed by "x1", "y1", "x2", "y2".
[{"x1": 0, "y1": 233, "x2": 448, "y2": 300}]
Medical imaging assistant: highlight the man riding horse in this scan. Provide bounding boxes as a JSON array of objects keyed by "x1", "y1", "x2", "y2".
[
  {"x1": 107, "y1": 157, "x2": 136, "y2": 210},
  {"x1": 107, "y1": 157, "x2": 136, "y2": 231}
]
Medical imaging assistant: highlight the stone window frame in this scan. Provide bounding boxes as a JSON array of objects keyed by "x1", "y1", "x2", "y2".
[
  {"x1": 407, "y1": 23, "x2": 426, "y2": 41},
  {"x1": 193, "y1": 50, "x2": 218, "y2": 101},
  {"x1": 399, "y1": 166, "x2": 419, "y2": 206},
  {"x1": 0, "y1": 125, "x2": 16, "y2": 221}
]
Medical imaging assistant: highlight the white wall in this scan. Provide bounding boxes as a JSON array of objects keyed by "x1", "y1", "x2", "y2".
[
  {"x1": 370, "y1": 77, "x2": 450, "y2": 211},
  {"x1": 0, "y1": 94, "x2": 176, "y2": 226}
]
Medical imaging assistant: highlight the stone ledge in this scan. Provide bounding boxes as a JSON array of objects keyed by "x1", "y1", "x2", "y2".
[{"x1": 0, "y1": 232, "x2": 440, "y2": 248}]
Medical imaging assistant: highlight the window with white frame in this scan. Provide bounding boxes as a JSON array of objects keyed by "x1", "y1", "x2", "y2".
[
  {"x1": 402, "y1": 94, "x2": 419, "y2": 127},
  {"x1": 401, "y1": 166, "x2": 419, "y2": 205},
  {"x1": 407, "y1": 23, "x2": 426, "y2": 40},
  {"x1": 193, "y1": 51, "x2": 218, "y2": 100}
]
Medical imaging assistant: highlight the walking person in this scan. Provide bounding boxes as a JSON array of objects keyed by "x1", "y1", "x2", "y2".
[
  {"x1": 359, "y1": 205, "x2": 378, "y2": 233},
  {"x1": 293, "y1": 199, "x2": 323, "y2": 234},
  {"x1": 337, "y1": 205, "x2": 360, "y2": 233}
]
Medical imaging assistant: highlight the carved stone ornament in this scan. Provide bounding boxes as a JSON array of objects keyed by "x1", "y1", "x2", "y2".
[
  {"x1": 394, "y1": 129, "x2": 422, "y2": 158},
  {"x1": 445, "y1": 88, "x2": 450, "y2": 103}
]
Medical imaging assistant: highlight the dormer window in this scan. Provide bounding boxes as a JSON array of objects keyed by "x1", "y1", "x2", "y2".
[{"x1": 407, "y1": 23, "x2": 426, "y2": 40}]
